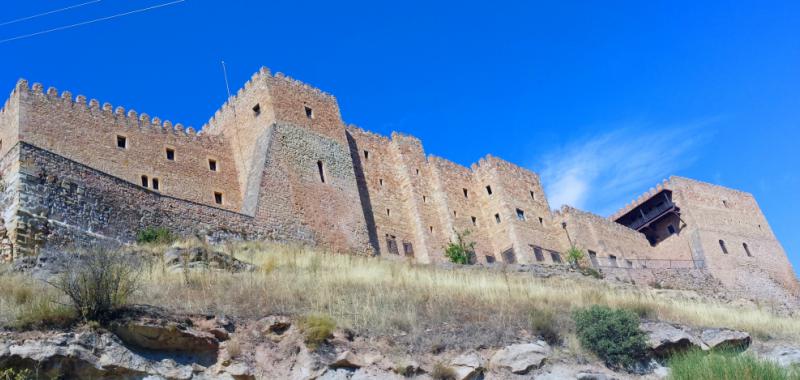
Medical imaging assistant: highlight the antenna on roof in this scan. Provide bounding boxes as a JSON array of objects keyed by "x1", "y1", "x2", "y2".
[{"x1": 221, "y1": 60, "x2": 232, "y2": 99}]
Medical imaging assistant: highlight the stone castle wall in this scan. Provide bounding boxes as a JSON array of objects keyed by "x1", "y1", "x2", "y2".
[{"x1": 0, "y1": 68, "x2": 796, "y2": 301}]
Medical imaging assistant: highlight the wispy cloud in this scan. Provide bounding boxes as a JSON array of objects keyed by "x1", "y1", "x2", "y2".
[{"x1": 537, "y1": 119, "x2": 715, "y2": 216}]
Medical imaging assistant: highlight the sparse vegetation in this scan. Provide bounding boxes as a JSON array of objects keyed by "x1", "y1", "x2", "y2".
[
  {"x1": 136, "y1": 226, "x2": 176, "y2": 245},
  {"x1": 301, "y1": 313, "x2": 336, "y2": 350},
  {"x1": 431, "y1": 362, "x2": 457, "y2": 380},
  {"x1": 566, "y1": 246, "x2": 585, "y2": 268},
  {"x1": 444, "y1": 229, "x2": 475, "y2": 265},
  {"x1": 529, "y1": 307, "x2": 561, "y2": 345},
  {"x1": 49, "y1": 248, "x2": 142, "y2": 322},
  {"x1": 0, "y1": 368, "x2": 33, "y2": 380},
  {"x1": 573, "y1": 305, "x2": 648, "y2": 369},
  {"x1": 580, "y1": 266, "x2": 603, "y2": 279},
  {"x1": 0, "y1": 273, "x2": 76, "y2": 330},
  {"x1": 668, "y1": 349, "x2": 800, "y2": 380}
]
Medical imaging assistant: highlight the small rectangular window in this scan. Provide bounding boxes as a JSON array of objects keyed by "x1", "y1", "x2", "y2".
[
  {"x1": 214, "y1": 192, "x2": 223, "y2": 205},
  {"x1": 486, "y1": 185, "x2": 493, "y2": 195},
  {"x1": 386, "y1": 208, "x2": 391, "y2": 216},
  {"x1": 386, "y1": 235, "x2": 398, "y2": 255},
  {"x1": 403, "y1": 242, "x2": 414, "y2": 257},
  {"x1": 117, "y1": 135, "x2": 127, "y2": 149},
  {"x1": 530, "y1": 190, "x2": 536, "y2": 200},
  {"x1": 364, "y1": 150, "x2": 369, "y2": 160},
  {"x1": 550, "y1": 251, "x2": 562, "y2": 263},
  {"x1": 429, "y1": 226, "x2": 433, "y2": 233},
  {"x1": 209, "y1": 159, "x2": 218, "y2": 172},
  {"x1": 667, "y1": 225, "x2": 676, "y2": 235},
  {"x1": 304, "y1": 105, "x2": 314, "y2": 119},
  {"x1": 416, "y1": 168, "x2": 420, "y2": 175},
  {"x1": 471, "y1": 216, "x2": 477, "y2": 226},
  {"x1": 140, "y1": 175, "x2": 148, "y2": 187},
  {"x1": 609, "y1": 255, "x2": 618, "y2": 267},
  {"x1": 152, "y1": 178, "x2": 160, "y2": 191},
  {"x1": 423, "y1": 195, "x2": 427, "y2": 203},
  {"x1": 252, "y1": 103, "x2": 261, "y2": 116},
  {"x1": 379, "y1": 179, "x2": 384, "y2": 187},
  {"x1": 165, "y1": 148, "x2": 175, "y2": 161},
  {"x1": 532, "y1": 246, "x2": 544, "y2": 262},
  {"x1": 588, "y1": 250, "x2": 599, "y2": 267},
  {"x1": 516, "y1": 208, "x2": 526, "y2": 221},
  {"x1": 538, "y1": 217, "x2": 543, "y2": 225},
  {"x1": 463, "y1": 188, "x2": 469, "y2": 198},
  {"x1": 495, "y1": 213, "x2": 501, "y2": 224}
]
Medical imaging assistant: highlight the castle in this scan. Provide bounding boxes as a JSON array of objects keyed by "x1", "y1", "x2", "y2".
[{"x1": 0, "y1": 67, "x2": 797, "y2": 302}]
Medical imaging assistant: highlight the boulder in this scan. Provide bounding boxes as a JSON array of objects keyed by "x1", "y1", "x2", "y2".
[
  {"x1": 224, "y1": 361, "x2": 256, "y2": 380},
  {"x1": 699, "y1": 328, "x2": 751, "y2": 351},
  {"x1": 330, "y1": 351, "x2": 364, "y2": 369},
  {"x1": 765, "y1": 347, "x2": 800, "y2": 368},
  {"x1": 450, "y1": 351, "x2": 484, "y2": 380},
  {"x1": 260, "y1": 315, "x2": 292, "y2": 335},
  {"x1": 640, "y1": 321, "x2": 706, "y2": 356},
  {"x1": 164, "y1": 246, "x2": 255, "y2": 273},
  {"x1": 489, "y1": 341, "x2": 550, "y2": 374}
]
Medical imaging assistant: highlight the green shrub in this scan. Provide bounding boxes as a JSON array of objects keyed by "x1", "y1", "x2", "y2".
[
  {"x1": 573, "y1": 305, "x2": 647, "y2": 369},
  {"x1": 0, "y1": 369, "x2": 33, "y2": 380},
  {"x1": 136, "y1": 226, "x2": 176, "y2": 244},
  {"x1": 444, "y1": 229, "x2": 476, "y2": 265},
  {"x1": 566, "y1": 246, "x2": 585, "y2": 267},
  {"x1": 301, "y1": 313, "x2": 336, "y2": 350},
  {"x1": 669, "y1": 349, "x2": 800, "y2": 380},
  {"x1": 580, "y1": 267, "x2": 603, "y2": 279},
  {"x1": 530, "y1": 307, "x2": 560, "y2": 345}
]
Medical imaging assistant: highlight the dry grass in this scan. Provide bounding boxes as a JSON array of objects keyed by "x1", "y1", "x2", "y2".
[
  {"x1": 0, "y1": 271, "x2": 76, "y2": 329},
  {"x1": 2, "y1": 240, "x2": 799, "y2": 351}
]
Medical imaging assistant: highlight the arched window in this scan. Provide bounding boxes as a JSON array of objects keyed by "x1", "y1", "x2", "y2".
[
  {"x1": 743, "y1": 243, "x2": 752, "y2": 257},
  {"x1": 317, "y1": 161, "x2": 325, "y2": 183},
  {"x1": 719, "y1": 240, "x2": 728, "y2": 254}
]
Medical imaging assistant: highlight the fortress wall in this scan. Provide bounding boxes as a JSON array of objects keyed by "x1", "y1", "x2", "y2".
[
  {"x1": 668, "y1": 177, "x2": 799, "y2": 297},
  {"x1": 267, "y1": 74, "x2": 346, "y2": 145},
  {"x1": 16, "y1": 82, "x2": 243, "y2": 211},
  {"x1": 0, "y1": 82, "x2": 22, "y2": 161},
  {"x1": 428, "y1": 156, "x2": 493, "y2": 261},
  {"x1": 15, "y1": 143, "x2": 261, "y2": 254},
  {"x1": 345, "y1": 127, "x2": 416, "y2": 258},
  {"x1": 253, "y1": 124, "x2": 373, "y2": 254},
  {"x1": 482, "y1": 156, "x2": 566, "y2": 264},
  {"x1": 471, "y1": 158, "x2": 517, "y2": 262},
  {"x1": 561, "y1": 206, "x2": 656, "y2": 268}
]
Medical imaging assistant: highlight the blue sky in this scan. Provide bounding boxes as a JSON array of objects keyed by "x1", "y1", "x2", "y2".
[{"x1": 1, "y1": 1, "x2": 798, "y2": 273}]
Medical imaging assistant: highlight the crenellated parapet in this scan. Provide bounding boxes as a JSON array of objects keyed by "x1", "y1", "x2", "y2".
[{"x1": 15, "y1": 79, "x2": 223, "y2": 146}]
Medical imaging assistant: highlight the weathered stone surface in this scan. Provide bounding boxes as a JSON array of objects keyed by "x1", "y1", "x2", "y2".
[
  {"x1": 330, "y1": 351, "x2": 364, "y2": 369},
  {"x1": 640, "y1": 321, "x2": 707, "y2": 356},
  {"x1": 450, "y1": 351, "x2": 484, "y2": 380},
  {"x1": 489, "y1": 342, "x2": 550, "y2": 374},
  {"x1": 164, "y1": 246, "x2": 255, "y2": 273},
  {"x1": 700, "y1": 328, "x2": 751, "y2": 351},
  {"x1": 765, "y1": 347, "x2": 800, "y2": 368}
]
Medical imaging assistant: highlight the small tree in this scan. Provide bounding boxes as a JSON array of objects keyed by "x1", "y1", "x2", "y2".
[
  {"x1": 49, "y1": 247, "x2": 142, "y2": 322},
  {"x1": 444, "y1": 229, "x2": 476, "y2": 265},
  {"x1": 573, "y1": 305, "x2": 647, "y2": 369},
  {"x1": 566, "y1": 246, "x2": 585, "y2": 268},
  {"x1": 136, "y1": 226, "x2": 176, "y2": 245}
]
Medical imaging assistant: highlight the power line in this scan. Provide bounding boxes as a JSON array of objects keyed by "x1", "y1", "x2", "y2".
[
  {"x1": 0, "y1": 0, "x2": 186, "y2": 45},
  {"x1": 0, "y1": 0, "x2": 103, "y2": 27}
]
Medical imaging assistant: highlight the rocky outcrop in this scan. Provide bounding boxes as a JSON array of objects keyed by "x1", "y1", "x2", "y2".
[
  {"x1": 765, "y1": 347, "x2": 800, "y2": 368},
  {"x1": 163, "y1": 246, "x2": 255, "y2": 273},
  {"x1": 640, "y1": 322, "x2": 707, "y2": 356},
  {"x1": 489, "y1": 341, "x2": 551, "y2": 374},
  {"x1": 450, "y1": 351, "x2": 485, "y2": 380},
  {"x1": 699, "y1": 328, "x2": 751, "y2": 351}
]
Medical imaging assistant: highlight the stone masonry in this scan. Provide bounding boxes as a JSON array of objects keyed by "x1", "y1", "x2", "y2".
[{"x1": 0, "y1": 67, "x2": 796, "y2": 301}]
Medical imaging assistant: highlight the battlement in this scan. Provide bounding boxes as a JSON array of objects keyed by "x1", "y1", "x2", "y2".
[{"x1": 14, "y1": 79, "x2": 222, "y2": 145}]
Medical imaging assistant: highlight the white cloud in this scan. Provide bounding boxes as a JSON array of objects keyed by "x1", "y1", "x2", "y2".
[{"x1": 537, "y1": 120, "x2": 714, "y2": 216}]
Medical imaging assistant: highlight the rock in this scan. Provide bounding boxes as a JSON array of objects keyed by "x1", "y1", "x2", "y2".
[
  {"x1": 164, "y1": 247, "x2": 255, "y2": 273},
  {"x1": 319, "y1": 369, "x2": 352, "y2": 380},
  {"x1": 489, "y1": 341, "x2": 550, "y2": 374},
  {"x1": 225, "y1": 361, "x2": 255, "y2": 380},
  {"x1": 576, "y1": 372, "x2": 612, "y2": 380},
  {"x1": 260, "y1": 315, "x2": 292, "y2": 335},
  {"x1": 765, "y1": 347, "x2": 800, "y2": 368},
  {"x1": 450, "y1": 351, "x2": 484, "y2": 380},
  {"x1": 700, "y1": 328, "x2": 751, "y2": 351},
  {"x1": 331, "y1": 351, "x2": 364, "y2": 369},
  {"x1": 112, "y1": 321, "x2": 219, "y2": 353},
  {"x1": 640, "y1": 321, "x2": 706, "y2": 356}
]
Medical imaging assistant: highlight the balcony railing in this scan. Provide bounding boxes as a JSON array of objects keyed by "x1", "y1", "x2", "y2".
[{"x1": 625, "y1": 201, "x2": 677, "y2": 231}]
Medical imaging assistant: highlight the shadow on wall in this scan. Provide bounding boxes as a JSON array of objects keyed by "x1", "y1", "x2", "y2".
[{"x1": 346, "y1": 131, "x2": 380, "y2": 255}]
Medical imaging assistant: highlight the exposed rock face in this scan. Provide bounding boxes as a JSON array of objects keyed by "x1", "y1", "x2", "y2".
[
  {"x1": 640, "y1": 322, "x2": 707, "y2": 356},
  {"x1": 450, "y1": 351, "x2": 485, "y2": 380},
  {"x1": 489, "y1": 341, "x2": 551, "y2": 374},
  {"x1": 164, "y1": 247, "x2": 255, "y2": 273},
  {"x1": 699, "y1": 328, "x2": 751, "y2": 351}
]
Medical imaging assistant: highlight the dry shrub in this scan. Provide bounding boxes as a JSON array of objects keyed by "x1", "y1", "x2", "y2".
[
  {"x1": 430, "y1": 363, "x2": 457, "y2": 380},
  {"x1": 530, "y1": 307, "x2": 561, "y2": 345},
  {"x1": 301, "y1": 313, "x2": 336, "y2": 350},
  {"x1": 226, "y1": 338, "x2": 242, "y2": 358}
]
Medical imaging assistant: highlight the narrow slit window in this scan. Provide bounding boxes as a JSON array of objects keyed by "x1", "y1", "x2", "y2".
[
  {"x1": 140, "y1": 175, "x2": 148, "y2": 187},
  {"x1": 495, "y1": 213, "x2": 501, "y2": 224},
  {"x1": 386, "y1": 208, "x2": 391, "y2": 217},
  {"x1": 364, "y1": 150, "x2": 369, "y2": 160},
  {"x1": 214, "y1": 192, "x2": 223, "y2": 205},
  {"x1": 719, "y1": 239, "x2": 728, "y2": 254},
  {"x1": 252, "y1": 104, "x2": 261, "y2": 116},
  {"x1": 423, "y1": 195, "x2": 427, "y2": 203},
  {"x1": 743, "y1": 243, "x2": 752, "y2": 257},
  {"x1": 317, "y1": 161, "x2": 325, "y2": 183},
  {"x1": 208, "y1": 159, "x2": 218, "y2": 172},
  {"x1": 516, "y1": 208, "x2": 526, "y2": 221},
  {"x1": 117, "y1": 135, "x2": 127, "y2": 149},
  {"x1": 152, "y1": 178, "x2": 160, "y2": 191},
  {"x1": 379, "y1": 178, "x2": 384, "y2": 187},
  {"x1": 463, "y1": 188, "x2": 469, "y2": 198},
  {"x1": 722, "y1": 200, "x2": 729, "y2": 208},
  {"x1": 453, "y1": 210, "x2": 457, "y2": 217},
  {"x1": 429, "y1": 226, "x2": 433, "y2": 233},
  {"x1": 165, "y1": 147, "x2": 175, "y2": 161},
  {"x1": 304, "y1": 105, "x2": 314, "y2": 119},
  {"x1": 486, "y1": 185, "x2": 493, "y2": 195},
  {"x1": 471, "y1": 216, "x2": 477, "y2": 226},
  {"x1": 416, "y1": 168, "x2": 420, "y2": 175},
  {"x1": 538, "y1": 217, "x2": 543, "y2": 225},
  {"x1": 530, "y1": 190, "x2": 536, "y2": 200}
]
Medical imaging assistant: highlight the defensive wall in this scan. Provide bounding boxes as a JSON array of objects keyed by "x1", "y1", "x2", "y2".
[{"x1": 0, "y1": 67, "x2": 796, "y2": 302}]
